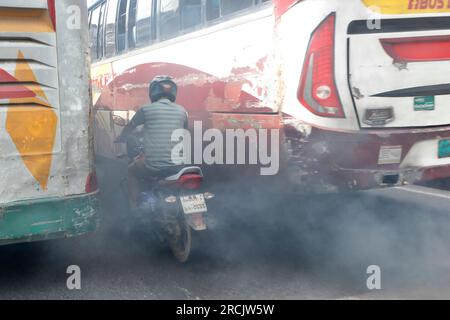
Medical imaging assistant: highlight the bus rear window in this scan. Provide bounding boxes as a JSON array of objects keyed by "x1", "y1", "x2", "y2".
[
  {"x1": 206, "y1": 0, "x2": 220, "y2": 21},
  {"x1": 128, "y1": 0, "x2": 138, "y2": 49},
  {"x1": 89, "y1": 6, "x2": 100, "y2": 59},
  {"x1": 160, "y1": 0, "x2": 181, "y2": 39},
  {"x1": 105, "y1": 0, "x2": 119, "y2": 57},
  {"x1": 206, "y1": 0, "x2": 256, "y2": 22},
  {"x1": 181, "y1": 0, "x2": 202, "y2": 30},
  {"x1": 221, "y1": 0, "x2": 254, "y2": 16},
  {"x1": 117, "y1": 0, "x2": 128, "y2": 53},
  {"x1": 136, "y1": 0, "x2": 153, "y2": 46}
]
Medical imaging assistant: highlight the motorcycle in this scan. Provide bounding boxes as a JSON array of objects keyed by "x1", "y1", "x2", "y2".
[{"x1": 118, "y1": 131, "x2": 214, "y2": 263}]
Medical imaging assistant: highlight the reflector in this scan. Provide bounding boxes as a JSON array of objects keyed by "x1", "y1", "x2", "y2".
[{"x1": 381, "y1": 36, "x2": 450, "y2": 62}]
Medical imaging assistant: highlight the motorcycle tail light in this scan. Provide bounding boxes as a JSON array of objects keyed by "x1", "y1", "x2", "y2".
[{"x1": 178, "y1": 174, "x2": 203, "y2": 190}]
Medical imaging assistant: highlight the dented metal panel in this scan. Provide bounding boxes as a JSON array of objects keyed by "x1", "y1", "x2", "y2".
[{"x1": 92, "y1": 5, "x2": 279, "y2": 158}]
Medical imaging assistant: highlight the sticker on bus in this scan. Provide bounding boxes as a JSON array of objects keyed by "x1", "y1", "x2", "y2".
[
  {"x1": 414, "y1": 96, "x2": 435, "y2": 111},
  {"x1": 362, "y1": 0, "x2": 450, "y2": 14},
  {"x1": 378, "y1": 146, "x2": 403, "y2": 165},
  {"x1": 438, "y1": 139, "x2": 450, "y2": 158}
]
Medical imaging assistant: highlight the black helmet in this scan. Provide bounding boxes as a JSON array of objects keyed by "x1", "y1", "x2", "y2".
[{"x1": 149, "y1": 75, "x2": 178, "y2": 103}]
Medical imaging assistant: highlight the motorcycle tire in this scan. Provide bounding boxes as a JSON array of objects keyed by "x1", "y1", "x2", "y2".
[{"x1": 167, "y1": 206, "x2": 192, "y2": 263}]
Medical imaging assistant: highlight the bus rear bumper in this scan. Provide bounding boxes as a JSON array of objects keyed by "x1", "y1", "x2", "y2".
[
  {"x1": 283, "y1": 122, "x2": 450, "y2": 192},
  {"x1": 308, "y1": 165, "x2": 450, "y2": 191},
  {"x1": 0, "y1": 192, "x2": 100, "y2": 246}
]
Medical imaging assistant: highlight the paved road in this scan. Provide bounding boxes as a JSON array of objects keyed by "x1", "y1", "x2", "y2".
[{"x1": 2, "y1": 163, "x2": 450, "y2": 299}]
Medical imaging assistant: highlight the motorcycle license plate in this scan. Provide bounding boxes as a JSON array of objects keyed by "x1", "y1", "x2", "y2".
[{"x1": 180, "y1": 194, "x2": 207, "y2": 214}]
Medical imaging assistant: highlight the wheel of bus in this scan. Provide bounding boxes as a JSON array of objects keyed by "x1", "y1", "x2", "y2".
[{"x1": 167, "y1": 207, "x2": 192, "y2": 263}]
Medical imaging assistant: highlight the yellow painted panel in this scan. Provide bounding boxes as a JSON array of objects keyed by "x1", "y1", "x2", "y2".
[
  {"x1": 6, "y1": 106, "x2": 57, "y2": 190},
  {"x1": 0, "y1": 8, "x2": 54, "y2": 33},
  {"x1": 363, "y1": 0, "x2": 450, "y2": 14},
  {"x1": 5, "y1": 51, "x2": 57, "y2": 190}
]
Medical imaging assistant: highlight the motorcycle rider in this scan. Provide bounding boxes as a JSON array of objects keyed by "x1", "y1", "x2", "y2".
[{"x1": 115, "y1": 75, "x2": 189, "y2": 212}]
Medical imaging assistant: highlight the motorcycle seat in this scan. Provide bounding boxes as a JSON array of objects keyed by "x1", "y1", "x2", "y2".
[{"x1": 164, "y1": 166, "x2": 203, "y2": 181}]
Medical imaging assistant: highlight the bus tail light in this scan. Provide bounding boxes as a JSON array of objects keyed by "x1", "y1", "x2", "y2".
[
  {"x1": 47, "y1": 0, "x2": 56, "y2": 30},
  {"x1": 381, "y1": 36, "x2": 450, "y2": 63},
  {"x1": 85, "y1": 172, "x2": 98, "y2": 193},
  {"x1": 298, "y1": 13, "x2": 345, "y2": 118}
]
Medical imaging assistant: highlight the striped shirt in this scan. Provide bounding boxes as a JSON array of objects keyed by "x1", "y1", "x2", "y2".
[{"x1": 129, "y1": 99, "x2": 188, "y2": 170}]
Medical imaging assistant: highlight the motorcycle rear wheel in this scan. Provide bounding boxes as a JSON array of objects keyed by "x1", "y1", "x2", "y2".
[{"x1": 167, "y1": 209, "x2": 192, "y2": 263}]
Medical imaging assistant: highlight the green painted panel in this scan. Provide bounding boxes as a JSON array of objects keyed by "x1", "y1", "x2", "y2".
[{"x1": 0, "y1": 193, "x2": 99, "y2": 245}]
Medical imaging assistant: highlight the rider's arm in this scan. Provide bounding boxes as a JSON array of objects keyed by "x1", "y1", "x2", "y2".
[{"x1": 115, "y1": 108, "x2": 145, "y2": 143}]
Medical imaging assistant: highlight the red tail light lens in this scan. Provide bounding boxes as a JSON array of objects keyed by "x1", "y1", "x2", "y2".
[
  {"x1": 381, "y1": 36, "x2": 450, "y2": 63},
  {"x1": 47, "y1": 0, "x2": 56, "y2": 30},
  {"x1": 178, "y1": 174, "x2": 203, "y2": 190},
  {"x1": 298, "y1": 13, "x2": 345, "y2": 118},
  {"x1": 85, "y1": 172, "x2": 99, "y2": 193}
]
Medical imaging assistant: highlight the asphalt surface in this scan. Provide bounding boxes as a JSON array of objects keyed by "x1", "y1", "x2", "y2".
[{"x1": 2, "y1": 162, "x2": 450, "y2": 299}]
